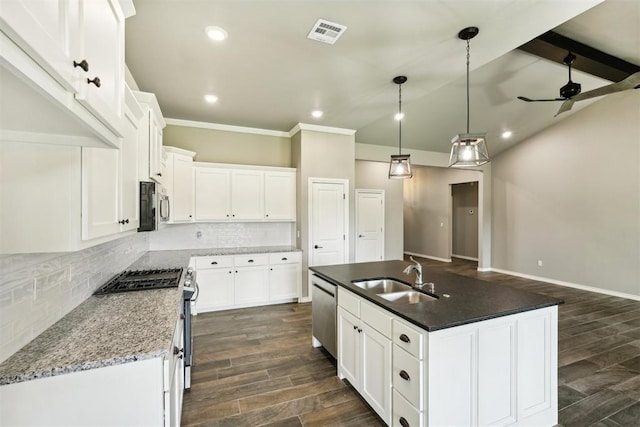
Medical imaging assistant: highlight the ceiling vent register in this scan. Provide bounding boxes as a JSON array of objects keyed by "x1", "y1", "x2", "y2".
[{"x1": 307, "y1": 19, "x2": 347, "y2": 45}]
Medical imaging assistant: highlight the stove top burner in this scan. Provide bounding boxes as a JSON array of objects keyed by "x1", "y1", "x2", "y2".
[{"x1": 94, "y1": 268, "x2": 183, "y2": 295}]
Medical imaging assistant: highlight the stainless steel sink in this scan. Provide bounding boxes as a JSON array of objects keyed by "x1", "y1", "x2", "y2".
[
  {"x1": 378, "y1": 290, "x2": 438, "y2": 304},
  {"x1": 352, "y1": 278, "x2": 412, "y2": 294}
]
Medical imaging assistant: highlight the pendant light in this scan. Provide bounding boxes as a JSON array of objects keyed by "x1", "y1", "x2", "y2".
[
  {"x1": 449, "y1": 27, "x2": 490, "y2": 168},
  {"x1": 389, "y1": 75, "x2": 412, "y2": 179}
]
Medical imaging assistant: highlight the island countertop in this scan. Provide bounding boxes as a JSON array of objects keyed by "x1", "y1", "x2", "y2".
[{"x1": 310, "y1": 260, "x2": 563, "y2": 332}]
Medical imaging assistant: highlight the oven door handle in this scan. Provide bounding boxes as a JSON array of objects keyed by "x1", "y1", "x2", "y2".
[{"x1": 192, "y1": 281, "x2": 200, "y2": 302}]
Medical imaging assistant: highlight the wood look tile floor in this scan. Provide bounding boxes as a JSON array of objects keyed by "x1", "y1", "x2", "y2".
[{"x1": 182, "y1": 258, "x2": 640, "y2": 427}]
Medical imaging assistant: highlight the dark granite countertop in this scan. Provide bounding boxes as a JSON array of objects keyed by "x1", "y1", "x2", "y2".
[
  {"x1": 0, "y1": 246, "x2": 301, "y2": 386},
  {"x1": 310, "y1": 260, "x2": 563, "y2": 332}
]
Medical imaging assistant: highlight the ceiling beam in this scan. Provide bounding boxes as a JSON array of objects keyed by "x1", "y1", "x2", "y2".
[{"x1": 518, "y1": 31, "x2": 640, "y2": 82}]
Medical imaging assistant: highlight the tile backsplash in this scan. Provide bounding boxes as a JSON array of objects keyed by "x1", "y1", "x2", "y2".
[
  {"x1": 0, "y1": 233, "x2": 148, "y2": 363},
  {"x1": 0, "y1": 222, "x2": 295, "y2": 363},
  {"x1": 149, "y1": 222, "x2": 295, "y2": 250}
]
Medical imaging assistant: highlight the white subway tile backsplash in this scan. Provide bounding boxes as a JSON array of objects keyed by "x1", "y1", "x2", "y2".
[
  {"x1": 0, "y1": 233, "x2": 148, "y2": 364},
  {"x1": 1, "y1": 221, "x2": 293, "y2": 364}
]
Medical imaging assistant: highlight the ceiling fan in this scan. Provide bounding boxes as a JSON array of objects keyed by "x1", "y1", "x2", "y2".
[{"x1": 518, "y1": 52, "x2": 640, "y2": 116}]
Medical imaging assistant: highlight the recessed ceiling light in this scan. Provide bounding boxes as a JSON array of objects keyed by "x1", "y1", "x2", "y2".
[
  {"x1": 205, "y1": 26, "x2": 228, "y2": 41},
  {"x1": 311, "y1": 110, "x2": 323, "y2": 118},
  {"x1": 501, "y1": 130, "x2": 513, "y2": 139},
  {"x1": 394, "y1": 112, "x2": 404, "y2": 121},
  {"x1": 204, "y1": 94, "x2": 218, "y2": 104}
]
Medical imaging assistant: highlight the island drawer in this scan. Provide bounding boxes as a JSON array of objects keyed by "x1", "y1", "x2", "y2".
[
  {"x1": 234, "y1": 254, "x2": 269, "y2": 266},
  {"x1": 393, "y1": 345, "x2": 423, "y2": 409},
  {"x1": 393, "y1": 318, "x2": 424, "y2": 359},
  {"x1": 338, "y1": 287, "x2": 360, "y2": 317},
  {"x1": 393, "y1": 390, "x2": 422, "y2": 427},
  {"x1": 269, "y1": 252, "x2": 301, "y2": 264},
  {"x1": 194, "y1": 255, "x2": 233, "y2": 269},
  {"x1": 361, "y1": 300, "x2": 392, "y2": 337}
]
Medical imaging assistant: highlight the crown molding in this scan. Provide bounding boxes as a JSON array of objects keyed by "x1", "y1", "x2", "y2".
[
  {"x1": 165, "y1": 118, "x2": 290, "y2": 138},
  {"x1": 288, "y1": 123, "x2": 356, "y2": 137}
]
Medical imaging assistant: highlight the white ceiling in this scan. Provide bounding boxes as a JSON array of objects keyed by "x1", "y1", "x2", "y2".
[{"x1": 125, "y1": 0, "x2": 640, "y2": 157}]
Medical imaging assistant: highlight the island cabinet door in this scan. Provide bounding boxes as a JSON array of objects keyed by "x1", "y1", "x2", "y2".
[
  {"x1": 337, "y1": 307, "x2": 360, "y2": 386},
  {"x1": 516, "y1": 306, "x2": 557, "y2": 425},
  {"x1": 361, "y1": 322, "x2": 392, "y2": 425}
]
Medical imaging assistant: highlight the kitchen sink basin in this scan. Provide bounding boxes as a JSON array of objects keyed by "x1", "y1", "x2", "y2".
[
  {"x1": 378, "y1": 290, "x2": 438, "y2": 304},
  {"x1": 352, "y1": 278, "x2": 412, "y2": 294}
]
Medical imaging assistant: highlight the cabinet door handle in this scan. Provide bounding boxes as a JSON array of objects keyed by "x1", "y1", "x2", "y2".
[
  {"x1": 399, "y1": 370, "x2": 411, "y2": 381},
  {"x1": 73, "y1": 59, "x2": 89, "y2": 72},
  {"x1": 314, "y1": 245, "x2": 323, "y2": 249},
  {"x1": 399, "y1": 417, "x2": 410, "y2": 427},
  {"x1": 87, "y1": 76, "x2": 101, "y2": 87},
  {"x1": 399, "y1": 333, "x2": 411, "y2": 343},
  {"x1": 265, "y1": 214, "x2": 269, "y2": 217},
  {"x1": 156, "y1": 173, "x2": 162, "y2": 177},
  {"x1": 357, "y1": 328, "x2": 362, "y2": 333},
  {"x1": 358, "y1": 234, "x2": 364, "y2": 238},
  {"x1": 228, "y1": 271, "x2": 232, "y2": 274},
  {"x1": 353, "y1": 325, "x2": 358, "y2": 330},
  {"x1": 125, "y1": 219, "x2": 129, "y2": 224}
]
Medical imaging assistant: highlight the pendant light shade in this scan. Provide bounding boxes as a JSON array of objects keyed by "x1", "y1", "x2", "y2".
[
  {"x1": 449, "y1": 27, "x2": 490, "y2": 168},
  {"x1": 389, "y1": 76, "x2": 412, "y2": 179}
]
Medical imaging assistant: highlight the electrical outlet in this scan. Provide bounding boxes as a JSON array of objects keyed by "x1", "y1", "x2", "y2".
[
  {"x1": 537, "y1": 260, "x2": 543, "y2": 267},
  {"x1": 196, "y1": 231, "x2": 202, "y2": 239}
]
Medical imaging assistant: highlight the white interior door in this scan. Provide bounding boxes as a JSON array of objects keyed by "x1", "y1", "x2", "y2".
[
  {"x1": 310, "y1": 179, "x2": 348, "y2": 267},
  {"x1": 355, "y1": 190, "x2": 384, "y2": 262}
]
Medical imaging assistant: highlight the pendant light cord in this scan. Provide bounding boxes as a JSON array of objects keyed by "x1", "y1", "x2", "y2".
[
  {"x1": 398, "y1": 82, "x2": 402, "y2": 155},
  {"x1": 466, "y1": 38, "x2": 470, "y2": 134}
]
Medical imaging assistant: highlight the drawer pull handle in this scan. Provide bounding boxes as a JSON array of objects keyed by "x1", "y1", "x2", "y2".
[
  {"x1": 399, "y1": 333, "x2": 411, "y2": 343},
  {"x1": 281, "y1": 257, "x2": 288, "y2": 261},
  {"x1": 399, "y1": 370, "x2": 411, "y2": 381},
  {"x1": 211, "y1": 261, "x2": 218, "y2": 265},
  {"x1": 248, "y1": 259, "x2": 254, "y2": 263},
  {"x1": 73, "y1": 59, "x2": 89, "y2": 72},
  {"x1": 399, "y1": 417, "x2": 410, "y2": 427},
  {"x1": 87, "y1": 76, "x2": 101, "y2": 87}
]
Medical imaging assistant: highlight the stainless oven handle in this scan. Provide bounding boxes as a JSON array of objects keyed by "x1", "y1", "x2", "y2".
[{"x1": 192, "y1": 281, "x2": 200, "y2": 302}]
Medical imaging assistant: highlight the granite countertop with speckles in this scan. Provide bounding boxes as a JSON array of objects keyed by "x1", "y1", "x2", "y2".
[{"x1": 0, "y1": 246, "x2": 300, "y2": 386}]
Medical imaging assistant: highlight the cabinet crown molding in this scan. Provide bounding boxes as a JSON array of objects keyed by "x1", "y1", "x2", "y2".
[{"x1": 193, "y1": 162, "x2": 295, "y2": 173}]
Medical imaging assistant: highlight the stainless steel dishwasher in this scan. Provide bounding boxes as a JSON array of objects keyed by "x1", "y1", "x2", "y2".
[{"x1": 311, "y1": 274, "x2": 337, "y2": 358}]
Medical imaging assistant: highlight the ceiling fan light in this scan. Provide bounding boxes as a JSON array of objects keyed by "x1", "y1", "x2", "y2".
[
  {"x1": 389, "y1": 154, "x2": 413, "y2": 179},
  {"x1": 449, "y1": 133, "x2": 489, "y2": 167}
]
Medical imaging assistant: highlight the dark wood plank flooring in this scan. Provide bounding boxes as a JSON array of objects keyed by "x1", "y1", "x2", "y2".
[{"x1": 182, "y1": 258, "x2": 640, "y2": 426}]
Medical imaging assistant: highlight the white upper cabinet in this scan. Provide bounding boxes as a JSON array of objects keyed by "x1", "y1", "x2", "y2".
[
  {"x1": 230, "y1": 169, "x2": 264, "y2": 220},
  {"x1": 133, "y1": 91, "x2": 166, "y2": 184},
  {"x1": 194, "y1": 167, "x2": 231, "y2": 221},
  {"x1": 82, "y1": 84, "x2": 143, "y2": 240},
  {"x1": 0, "y1": 0, "x2": 135, "y2": 148},
  {"x1": 73, "y1": 0, "x2": 125, "y2": 137},
  {"x1": 164, "y1": 147, "x2": 195, "y2": 223},
  {"x1": 264, "y1": 171, "x2": 296, "y2": 221},
  {"x1": 192, "y1": 163, "x2": 296, "y2": 223}
]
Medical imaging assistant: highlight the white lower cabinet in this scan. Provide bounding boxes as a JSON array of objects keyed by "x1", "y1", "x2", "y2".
[
  {"x1": 193, "y1": 251, "x2": 301, "y2": 313},
  {"x1": 336, "y1": 288, "x2": 558, "y2": 427},
  {"x1": 337, "y1": 288, "x2": 392, "y2": 425},
  {"x1": 0, "y1": 309, "x2": 184, "y2": 427}
]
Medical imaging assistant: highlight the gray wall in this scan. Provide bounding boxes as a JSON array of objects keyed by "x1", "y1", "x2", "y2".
[
  {"x1": 491, "y1": 90, "x2": 640, "y2": 297},
  {"x1": 452, "y1": 182, "x2": 479, "y2": 259},
  {"x1": 404, "y1": 166, "x2": 482, "y2": 261},
  {"x1": 293, "y1": 129, "x2": 356, "y2": 298},
  {"x1": 163, "y1": 125, "x2": 291, "y2": 167},
  {"x1": 355, "y1": 160, "x2": 405, "y2": 260}
]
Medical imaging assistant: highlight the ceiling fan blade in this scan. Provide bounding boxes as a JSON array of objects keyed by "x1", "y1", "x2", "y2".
[
  {"x1": 556, "y1": 72, "x2": 640, "y2": 116},
  {"x1": 518, "y1": 96, "x2": 565, "y2": 102}
]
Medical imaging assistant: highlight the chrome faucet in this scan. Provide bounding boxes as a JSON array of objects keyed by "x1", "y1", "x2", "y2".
[{"x1": 403, "y1": 256, "x2": 423, "y2": 287}]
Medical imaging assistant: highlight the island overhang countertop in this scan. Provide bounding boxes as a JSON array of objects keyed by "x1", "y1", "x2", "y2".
[{"x1": 310, "y1": 260, "x2": 563, "y2": 332}]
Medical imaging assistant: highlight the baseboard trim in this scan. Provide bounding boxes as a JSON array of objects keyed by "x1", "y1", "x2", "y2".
[
  {"x1": 404, "y1": 251, "x2": 451, "y2": 263},
  {"x1": 451, "y1": 254, "x2": 479, "y2": 262},
  {"x1": 299, "y1": 296, "x2": 312, "y2": 303},
  {"x1": 489, "y1": 267, "x2": 640, "y2": 302}
]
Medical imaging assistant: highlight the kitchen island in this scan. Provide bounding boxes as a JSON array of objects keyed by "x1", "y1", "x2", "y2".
[{"x1": 310, "y1": 260, "x2": 563, "y2": 427}]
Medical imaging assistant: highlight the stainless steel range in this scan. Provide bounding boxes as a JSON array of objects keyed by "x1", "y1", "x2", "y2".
[{"x1": 93, "y1": 267, "x2": 199, "y2": 390}]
